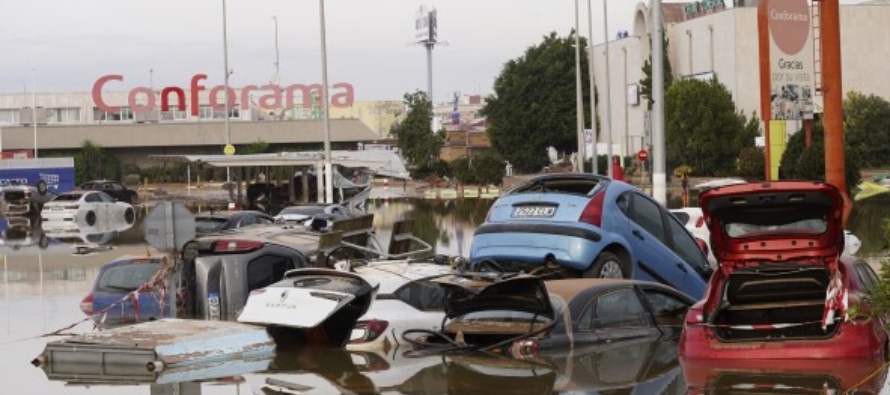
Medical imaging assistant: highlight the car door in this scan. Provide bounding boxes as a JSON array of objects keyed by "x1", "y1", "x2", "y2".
[
  {"x1": 638, "y1": 286, "x2": 692, "y2": 336},
  {"x1": 579, "y1": 287, "x2": 659, "y2": 344},
  {"x1": 620, "y1": 192, "x2": 690, "y2": 291}
]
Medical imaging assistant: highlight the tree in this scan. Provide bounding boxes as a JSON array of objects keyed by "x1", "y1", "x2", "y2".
[
  {"x1": 639, "y1": 36, "x2": 674, "y2": 110},
  {"x1": 664, "y1": 78, "x2": 760, "y2": 176},
  {"x1": 736, "y1": 146, "x2": 766, "y2": 181},
  {"x1": 483, "y1": 31, "x2": 595, "y2": 173},
  {"x1": 74, "y1": 140, "x2": 119, "y2": 184},
  {"x1": 391, "y1": 91, "x2": 443, "y2": 178},
  {"x1": 239, "y1": 140, "x2": 270, "y2": 155},
  {"x1": 778, "y1": 120, "x2": 861, "y2": 195},
  {"x1": 843, "y1": 91, "x2": 890, "y2": 168}
]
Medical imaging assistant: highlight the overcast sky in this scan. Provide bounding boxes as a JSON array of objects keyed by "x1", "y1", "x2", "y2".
[{"x1": 0, "y1": 0, "x2": 867, "y2": 103}]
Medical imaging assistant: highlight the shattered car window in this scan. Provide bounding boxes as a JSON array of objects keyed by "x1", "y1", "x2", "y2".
[{"x1": 721, "y1": 206, "x2": 829, "y2": 238}]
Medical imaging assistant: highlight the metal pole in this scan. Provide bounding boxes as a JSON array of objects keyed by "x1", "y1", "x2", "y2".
[
  {"x1": 587, "y1": 0, "x2": 598, "y2": 174},
  {"x1": 574, "y1": 0, "x2": 585, "y2": 173},
  {"x1": 273, "y1": 16, "x2": 280, "y2": 77},
  {"x1": 222, "y1": 0, "x2": 231, "y2": 183},
  {"x1": 602, "y1": 0, "x2": 614, "y2": 177},
  {"x1": 651, "y1": 0, "x2": 667, "y2": 204},
  {"x1": 31, "y1": 68, "x2": 38, "y2": 159},
  {"x1": 319, "y1": 0, "x2": 334, "y2": 204},
  {"x1": 624, "y1": 47, "x2": 629, "y2": 158},
  {"x1": 821, "y1": 0, "x2": 849, "y2": 223},
  {"x1": 426, "y1": 45, "x2": 434, "y2": 105},
  {"x1": 757, "y1": 2, "x2": 772, "y2": 181}
]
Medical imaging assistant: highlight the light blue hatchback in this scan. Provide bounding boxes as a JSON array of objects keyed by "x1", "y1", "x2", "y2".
[{"x1": 470, "y1": 173, "x2": 709, "y2": 300}]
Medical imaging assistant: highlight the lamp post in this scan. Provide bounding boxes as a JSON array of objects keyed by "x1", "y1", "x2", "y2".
[
  {"x1": 587, "y1": 0, "x2": 598, "y2": 174},
  {"x1": 319, "y1": 0, "x2": 334, "y2": 204},
  {"x1": 222, "y1": 0, "x2": 232, "y2": 183},
  {"x1": 574, "y1": 0, "x2": 585, "y2": 173},
  {"x1": 602, "y1": 0, "x2": 613, "y2": 177},
  {"x1": 31, "y1": 68, "x2": 38, "y2": 159}
]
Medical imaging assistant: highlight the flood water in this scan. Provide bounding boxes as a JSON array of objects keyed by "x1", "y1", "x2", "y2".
[{"x1": 2, "y1": 196, "x2": 890, "y2": 394}]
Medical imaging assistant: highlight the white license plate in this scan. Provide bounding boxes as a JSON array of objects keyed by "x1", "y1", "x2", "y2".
[
  {"x1": 51, "y1": 206, "x2": 63, "y2": 211},
  {"x1": 512, "y1": 206, "x2": 556, "y2": 218}
]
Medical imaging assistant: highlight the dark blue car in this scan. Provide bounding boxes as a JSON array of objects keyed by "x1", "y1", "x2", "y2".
[
  {"x1": 80, "y1": 255, "x2": 171, "y2": 324},
  {"x1": 470, "y1": 174, "x2": 710, "y2": 299}
]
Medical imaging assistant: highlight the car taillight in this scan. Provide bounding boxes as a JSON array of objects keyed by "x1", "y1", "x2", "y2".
[
  {"x1": 579, "y1": 191, "x2": 606, "y2": 227},
  {"x1": 65, "y1": 205, "x2": 79, "y2": 210},
  {"x1": 213, "y1": 239, "x2": 264, "y2": 253},
  {"x1": 349, "y1": 319, "x2": 389, "y2": 344},
  {"x1": 510, "y1": 339, "x2": 540, "y2": 358},
  {"x1": 695, "y1": 216, "x2": 705, "y2": 228},
  {"x1": 80, "y1": 293, "x2": 94, "y2": 316}
]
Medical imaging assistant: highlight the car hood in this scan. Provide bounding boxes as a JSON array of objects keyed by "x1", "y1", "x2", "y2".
[
  {"x1": 699, "y1": 181, "x2": 844, "y2": 267},
  {"x1": 433, "y1": 274, "x2": 554, "y2": 320}
]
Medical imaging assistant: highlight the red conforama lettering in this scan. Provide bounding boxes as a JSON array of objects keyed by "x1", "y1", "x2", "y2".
[{"x1": 92, "y1": 73, "x2": 356, "y2": 116}]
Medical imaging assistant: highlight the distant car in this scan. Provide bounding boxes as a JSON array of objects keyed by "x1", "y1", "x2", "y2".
[
  {"x1": 0, "y1": 180, "x2": 56, "y2": 216},
  {"x1": 194, "y1": 210, "x2": 276, "y2": 236},
  {"x1": 79, "y1": 255, "x2": 170, "y2": 324},
  {"x1": 344, "y1": 260, "x2": 451, "y2": 352},
  {"x1": 79, "y1": 180, "x2": 138, "y2": 204},
  {"x1": 680, "y1": 181, "x2": 889, "y2": 360},
  {"x1": 470, "y1": 173, "x2": 710, "y2": 299},
  {"x1": 426, "y1": 274, "x2": 693, "y2": 358},
  {"x1": 41, "y1": 190, "x2": 136, "y2": 227},
  {"x1": 0, "y1": 217, "x2": 51, "y2": 250},
  {"x1": 669, "y1": 207, "x2": 716, "y2": 266},
  {"x1": 274, "y1": 204, "x2": 348, "y2": 226}
]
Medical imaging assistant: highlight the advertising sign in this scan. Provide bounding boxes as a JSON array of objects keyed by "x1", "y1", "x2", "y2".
[
  {"x1": 768, "y1": 0, "x2": 814, "y2": 120},
  {"x1": 414, "y1": 5, "x2": 437, "y2": 43},
  {"x1": 0, "y1": 167, "x2": 75, "y2": 192}
]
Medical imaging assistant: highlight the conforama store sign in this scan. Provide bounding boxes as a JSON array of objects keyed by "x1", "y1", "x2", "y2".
[{"x1": 92, "y1": 73, "x2": 355, "y2": 115}]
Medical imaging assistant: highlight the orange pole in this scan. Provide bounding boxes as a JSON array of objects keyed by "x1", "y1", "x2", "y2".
[
  {"x1": 805, "y1": 119, "x2": 812, "y2": 148},
  {"x1": 758, "y1": 1, "x2": 773, "y2": 181},
  {"x1": 820, "y1": 0, "x2": 850, "y2": 225}
]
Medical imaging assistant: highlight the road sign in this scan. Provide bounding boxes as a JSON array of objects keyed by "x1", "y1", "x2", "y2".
[
  {"x1": 224, "y1": 144, "x2": 236, "y2": 155},
  {"x1": 638, "y1": 149, "x2": 649, "y2": 162},
  {"x1": 143, "y1": 202, "x2": 196, "y2": 252}
]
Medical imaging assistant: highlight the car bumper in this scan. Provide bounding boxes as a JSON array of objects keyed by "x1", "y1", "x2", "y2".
[
  {"x1": 679, "y1": 320, "x2": 886, "y2": 360},
  {"x1": 6, "y1": 203, "x2": 31, "y2": 216},
  {"x1": 470, "y1": 222, "x2": 604, "y2": 270},
  {"x1": 42, "y1": 211, "x2": 78, "y2": 222}
]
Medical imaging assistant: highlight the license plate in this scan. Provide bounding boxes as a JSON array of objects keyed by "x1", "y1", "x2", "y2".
[
  {"x1": 51, "y1": 206, "x2": 63, "y2": 211},
  {"x1": 512, "y1": 206, "x2": 556, "y2": 218}
]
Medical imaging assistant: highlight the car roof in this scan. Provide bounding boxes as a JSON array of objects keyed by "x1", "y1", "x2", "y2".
[
  {"x1": 354, "y1": 262, "x2": 453, "y2": 293},
  {"x1": 544, "y1": 278, "x2": 687, "y2": 303},
  {"x1": 104, "y1": 254, "x2": 165, "y2": 267}
]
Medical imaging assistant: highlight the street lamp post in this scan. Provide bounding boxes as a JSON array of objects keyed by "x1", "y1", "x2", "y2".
[
  {"x1": 222, "y1": 0, "x2": 232, "y2": 183},
  {"x1": 31, "y1": 68, "x2": 38, "y2": 159},
  {"x1": 587, "y1": 0, "x2": 598, "y2": 174},
  {"x1": 319, "y1": 0, "x2": 334, "y2": 204},
  {"x1": 574, "y1": 0, "x2": 586, "y2": 173},
  {"x1": 602, "y1": 0, "x2": 613, "y2": 177}
]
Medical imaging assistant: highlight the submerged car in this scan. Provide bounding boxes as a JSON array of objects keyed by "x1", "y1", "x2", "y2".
[
  {"x1": 41, "y1": 190, "x2": 136, "y2": 226},
  {"x1": 680, "y1": 181, "x2": 888, "y2": 360},
  {"x1": 79, "y1": 255, "x2": 170, "y2": 324},
  {"x1": 425, "y1": 274, "x2": 693, "y2": 357},
  {"x1": 274, "y1": 204, "x2": 348, "y2": 226},
  {"x1": 470, "y1": 173, "x2": 710, "y2": 299},
  {"x1": 1, "y1": 180, "x2": 56, "y2": 216},
  {"x1": 194, "y1": 210, "x2": 276, "y2": 236},
  {"x1": 79, "y1": 180, "x2": 138, "y2": 204}
]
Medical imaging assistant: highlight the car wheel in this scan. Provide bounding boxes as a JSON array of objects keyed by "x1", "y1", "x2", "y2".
[
  {"x1": 39, "y1": 234, "x2": 49, "y2": 249},
  {"x1": 36, "y1": 180, "x2": 47, "y2": 196},
  {"x1": 124, "y1": 207, "x2": 136, "y2": 225},
  {"x1": 86, "y1": 211, "x2": 97, "y2": 226},
  {"x1": 585, "y1": 251, "x2": 627, "y2": 279}
]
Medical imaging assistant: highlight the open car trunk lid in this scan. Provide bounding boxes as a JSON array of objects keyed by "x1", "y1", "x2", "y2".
[
  {"x1": 238, "y1": 269, "x2": 378, "y2": 347},
  {"x1": 433, "y1": 273, "x2": 554, "y2": 320},
  {"x1": 699, "y1": 181, "x2": 845, "y2": 267}
]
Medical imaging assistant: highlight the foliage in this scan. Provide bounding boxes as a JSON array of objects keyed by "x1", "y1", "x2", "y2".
[
  {"x1": 664, "y1": 78, "x2": 760, "y2": 176},
  {"x1": 451, "y1": 156, "x2": 476, "y2": 185},
  {"x1": 391, "y1": 91, "x2": 443, "y2": 177},
  {"x1": 639, "y1": 36, "x2": 674, "y2": 110},
  {"x1": 736, "y1": 147, "x2": 766, "y2": 181},
  {"x1": 238, "y1": 140, "x2": 271, "y2": 155},
  {"x1": 843, "y1": 91, "x2": 890, "y2": 168},
  {"x1": 483, "y1": 31, "x2": 595, "y2": 173},
  {"x1": 778, "y1": 120, "x2": 862, "y2": 194},
  {"x1": 74, "y1": 140, "x2": 120, "y2": 184},
  {"x1": 412, "y1": 159, "x2": 452, "y2": 181},
  {"x1": 143, "y1": 163, "x2": 189, "y2": 183}
]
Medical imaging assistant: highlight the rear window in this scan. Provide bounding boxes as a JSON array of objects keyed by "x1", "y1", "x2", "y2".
[
  {"x1": 511, "y1": 178, "x2": 603, "y2": 196},
  {"x1": 279, "y1": 206, "x2": 325, "y2": 216},
  {"x1": 671, "y1": 212, "x2": 690, "y2": 225},
  {"x1": 452, "y1": 295, "x2": 565, "y2": 323},
  {"x1": 196, "y1": 218, "x2": 227, "y2": 232},
  {"x1": 54, "y1": 194, "x2": 81, "y2": 202},
  {"x1": 721, "y1": 206, "x2": 828, "y2": 238},
  {"x1": 97, "y1": 261, "x2": 161, "y2": 292}
]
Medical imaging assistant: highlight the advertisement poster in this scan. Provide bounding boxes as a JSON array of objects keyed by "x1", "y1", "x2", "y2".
[{"x1": 768, "y1": 0, "x2": 815, "y2": 120}]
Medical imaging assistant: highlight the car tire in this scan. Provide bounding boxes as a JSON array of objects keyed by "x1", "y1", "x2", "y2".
[
  {"x1": 39, "y1": 234, "x2": 49, "y2": 249},
  {"x1": 86, "y1": 211, "x2": 97, "y2": 226},
  {"x1": 36, "y1": 180, "x2": 47, "y2": 196},
  {"x1": 124, "y1": 207, "x2": 136, "y2": 225},
  {"x1": 584, "y1": 251, "x2": 627, "y2": 279}
]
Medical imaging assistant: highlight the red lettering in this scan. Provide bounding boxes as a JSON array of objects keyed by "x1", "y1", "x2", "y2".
[
  {"x1": 259, "y1": 84, "x2": 282, "y2": 109},
  {"x1": 190, "y1": 74, "x2": 207, "y2": 116},
  {"x1": 331, "y1": 83, "x2": 355, "y2": 108},
  {"x1": 240, "y1": 85, "x2": 258, "y2": 110},
  {"x1": 161, "y1": 87, "x2": 186, "y2": 112},
  {"x1": 285, "y1": 84, "x2": 324, "y2": 108},
  {"x1": 128, "y1": 87, "x2": 155, "y2": 115},
  {"x1": 92, "y1": 75, "x2": 123, "y2": 112},
  {"x1": 209, "y1": 85, "x2": 236, "y2": 112}
]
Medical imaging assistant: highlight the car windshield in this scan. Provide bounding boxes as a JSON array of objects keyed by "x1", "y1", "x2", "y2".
[
  {"x1": 97, "y1": 261, "x2": 161, "y2": 292},
  {"x1": 722, "y1": 206, "x2": 829, "y2": 238},
  {"x1": 196, "y1": 218, "x2": 227, "y2": 232},
  {"x1": 512, "y1": 178, "x2": 603, "y2": 196},
  {"x1": 54, "y1": 194, "x2": 81, "y2": 202},
  {"x1": 279, "y1": 206, "x2": 325, "y2": 216},
  {"x1": 452, "y1": 294, "x2": 564, "y2": 324}
]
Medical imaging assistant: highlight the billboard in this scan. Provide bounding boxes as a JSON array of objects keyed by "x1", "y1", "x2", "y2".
[
  {"x1": 767, "y1": 0, "x2": 814, "y2": 120},
  {"x1": 0, "y1": 158, "x2": 75, "y2": 193},
  {"x1": 414, "y1": 5, "x2": 437, "y2": 43}
]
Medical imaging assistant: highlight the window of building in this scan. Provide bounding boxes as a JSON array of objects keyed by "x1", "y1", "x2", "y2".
[
  {"x1": 46, "y1": 107, "x2": 81, "y2": 123},
  {"x1": 161, "y1": 107, "x2": 189, "y2": 121},
  {"x1": 200, "y1": 104, "x2": 239, "y2": 120},
  {"x1": 93, "y1": 107, "x2": 134, "y2": 122},
  {"x1": 0, "y1": 109, "x2": 20, "y2": 125}
]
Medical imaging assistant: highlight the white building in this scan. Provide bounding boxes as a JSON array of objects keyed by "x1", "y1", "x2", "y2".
[{"x1": 591, "y1": 1, "x2": 890, "y2": 157}]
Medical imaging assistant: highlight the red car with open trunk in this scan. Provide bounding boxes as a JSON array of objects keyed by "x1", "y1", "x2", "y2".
[{"x1": 679, "y1": 181, "x2": 888, "y2": 360}]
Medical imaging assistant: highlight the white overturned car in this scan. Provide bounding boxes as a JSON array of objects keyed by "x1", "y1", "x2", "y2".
[{"x1": 41, "y1": 191, "x2": 136, "y2": 227}]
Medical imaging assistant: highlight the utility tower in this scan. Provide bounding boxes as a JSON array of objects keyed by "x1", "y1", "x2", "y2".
[{"x1": 414, "y1": 6, "x2": 444, "y2": 104}]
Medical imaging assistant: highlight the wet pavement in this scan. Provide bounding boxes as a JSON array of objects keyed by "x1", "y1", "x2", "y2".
[{"x1": 2, "y1": 198, "x2": 890, "y2": 394}]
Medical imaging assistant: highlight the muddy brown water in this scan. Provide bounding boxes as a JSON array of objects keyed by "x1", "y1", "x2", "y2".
[{"x1": 1, "y1": 197, "x2": 889, "y2": 394}]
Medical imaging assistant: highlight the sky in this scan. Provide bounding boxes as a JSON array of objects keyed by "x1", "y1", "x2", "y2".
[{"x1": 0, "y1": 0, "x2": 868, "y2": 104}]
